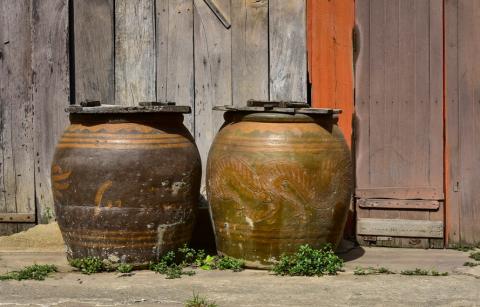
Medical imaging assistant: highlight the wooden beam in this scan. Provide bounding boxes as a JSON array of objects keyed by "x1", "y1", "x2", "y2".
[
  {"x1": 357, "y1": 218, "x2": 444, "y2": 238},
  {"x1": 357, "y1": 199, "x2": 440, "y2": 210},
  {"x1": 0, "y1": 213, "x2": 35, "y2": 223}
]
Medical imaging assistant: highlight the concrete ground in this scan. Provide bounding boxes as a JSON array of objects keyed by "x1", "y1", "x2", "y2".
[{"x1": 0, "y1": 225, "x2": 479, "y2": 306}]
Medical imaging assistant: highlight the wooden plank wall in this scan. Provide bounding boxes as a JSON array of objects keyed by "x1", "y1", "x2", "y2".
[
  {"x1": 0, "y1": 0, "x2": 69, "y2": 234},
  {"x1": 354, "y1": 0, "x2": 444, "y2": 248},
  {"x1": 0, "y1": 0, "x2": 307, "y2": 234},
  {"x1": 32, "y1": 0, "x2": 70, "y2": 223},
  {"x1": 307, "y1": 0, "x2": 354, "y2": 146},
  {"x1": 445, "y1": 0, "x2": 480, "y2": 246}
]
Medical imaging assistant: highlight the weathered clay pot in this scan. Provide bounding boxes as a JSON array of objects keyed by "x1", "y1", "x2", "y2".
[
  {"x1": 52, "y1": 105, "x2": 201, "y2": 266},
  {"x1": 207, "y1": 109, "x2": 353, "y2": 268}
]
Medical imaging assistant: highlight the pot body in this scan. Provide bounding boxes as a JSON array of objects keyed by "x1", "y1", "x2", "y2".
[
  {"x1": 207, "y1": 112, "x2": 353, "y2": 268},
  {"x1": 52, "y1": 113, "x2": 201, "y2": 265}
]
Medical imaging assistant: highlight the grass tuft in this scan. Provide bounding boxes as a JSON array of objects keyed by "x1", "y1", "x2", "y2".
[
  {"x1": 354, "y1": 266, "x2": 395, "y2": 275},
  {"x1": 185, "y1": 292, "x2": 218, "y2": 307},
  {"x1": 69, "y1": 257, "x2": 105, "y2": 274},
  {"x1": 469, "y1": 251, "x2": 480, "y2": 261},
  {"x1": 400, "y1": 268, "x2": 448, "y2": 276}
]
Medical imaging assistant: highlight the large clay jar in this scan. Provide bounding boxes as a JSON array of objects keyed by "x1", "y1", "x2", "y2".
[
  {"x1": 207, "y1": 109, "x2": 352, "y2": 268},
  {"x1": 52, "y1": 105, "x2": 201, "y2": 266}
]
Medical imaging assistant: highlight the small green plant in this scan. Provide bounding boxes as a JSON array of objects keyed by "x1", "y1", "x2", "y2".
[
  {"x1": 70, "y1": 257, "x2": 105, "y2": 274},
  {"x1": 217, "y1": 256, "x2": 245, "y2": 272},
  {"x1": 117, "y1": 263, "x2": 133, "y2": 273},
  {"x1": 149, "y1": 251, "x2": 196, "y2": 279},
  {"x1": 454, "y1": 245, "x2": 475, "y2": 252},
  {"x1": 354, "y1": 266, "x2": 395, "y2": 275},
  {"x1": 469, "y1": 251, "x2": 480, "y2": 261},
  {"x1": 272, "y1": 244, "x2": 343, "y2": 277},
  {"x1": 185, "y1": 292, "x2": 218, "y2": 307},
  {"x1": 400, "y1": 268, "x2": 448, "y2": 276},
  {"x1": 463, "y1": 261, "x2": 479, "y2": 267},
  {"x1": 0, "y1": 264, "x2": 57, "y2": 281}
]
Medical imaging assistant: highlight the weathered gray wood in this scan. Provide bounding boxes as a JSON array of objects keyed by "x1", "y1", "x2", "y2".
[
  {"x1": 357, "y1": 218, "x2": 444, "y2": 238},
  {"x1": 115, "y1": 0, "x2": 156, "y2": 106},
  {"x1": 0, "y1": 0, "x2": 35, "y2": 234},
  {"x1": 66, "y1": 105, "x2": 190, "y2": 114},
  {"x1": 203, "y1": 0, "x2": 231, "y2": 29},
  {"x1": 156, "y1": 0, "x2": 195, "y2": 133},
  {"x1": 74, "y1": 0, "x2": 114, "y2": 105},
  {"x1": 193, "y1": 0, "x2": 231, "y2": 189},
  {"x1": 355, "y1": 187, "x2": 444, "y2": 200},
  {"x1": 31, "y1": 0, "x2": 70, "y2": 224},
  {"x1": 269, "y1": 0, "x2": 307, "y2": 102},
  {"x1": 0, "y1": 213, "x2": 35, "y2": 223},
  {"x1": 357, "y1": 199, "x2": 440, "y2": 210},
  {"x1": 445, "y1": 0, "x2": 460, "y2": 246},
  {"x1": 231, "y1": 0, "x2": 269, "y2": 106},
  {"x1": 354, "y1": 0, "x2": 370, "y2": 188},
  {"x1": 355, "y1": 0, "x2": 443, "y2": 194},
  {"x1": 455, "y1": 0, "x2": 480, "y2": 245}
]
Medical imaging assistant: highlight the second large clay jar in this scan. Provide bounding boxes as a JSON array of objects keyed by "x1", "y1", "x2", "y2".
[
  {"x1": 207, "y1": 110, "x2": 353, "y2": 268},
  {"x1": 52, "y1": 105, "x2": 201, "y2": 266}
]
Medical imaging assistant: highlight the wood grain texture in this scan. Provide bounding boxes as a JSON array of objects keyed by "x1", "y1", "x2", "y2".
[
  {"x1": 74, "y1": 0, "x2": 114, "y2": 104},
  {"x1": 445, "y1": 0, "x2": 480, "y2": 245},
  {"x1": 308, "y1": 0, "x2": 354, "y2": 146},
  {"x1": 354, "y1": 1, "x2": 444, "y2": 247},
  {"x1": 231, "y1": 0, "x2": 269, "y2": 106},
  {"x1": 0, "y1": 0, "x2": 35, "y2": 233},
  {"x1": 357, "y1": 218, "x2": 443, "y2": 238},
  {"x1": 115, "y1": 0, "x2": 156, "y2": 106},
  {"x1": 355, "y1": 0, "x2": 443, "y2": 193},
  {"x1": 156, "y1": 0, "x2": 194, "y2": 133},
  {"x1": 354, "y1": 0, "x2": 370, "y2": 188},
  {"x1": 193, "y1": 0, "x2": 231, "y2": 189},
  {"x1": 445, "y1": 0, "x2": 460, "y2": 246},
  {"x1": 269, "y1": 0, "x2": 307, "y2": 102},
  {"x1": 31, "y1": 0, "x2": 70, "y2": 223}
]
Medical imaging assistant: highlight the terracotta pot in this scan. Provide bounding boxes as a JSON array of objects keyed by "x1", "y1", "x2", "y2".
[
  {"x1": 52, "y1": 106, "x2": 201, "y2": 266},
  {"x1": 207, "y1": 111, "x2": 353, "y2": 268}
]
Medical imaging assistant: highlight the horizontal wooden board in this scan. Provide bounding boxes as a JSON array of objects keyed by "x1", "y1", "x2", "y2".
[
  {"x1": 357, "y1": 218, "x2": 444, "y2": 238},
  {"x1": 357, "y1": 199, "x2": 440, "y2": 210},
  {"x1": 0, "y1": 213, "x2": 35, "y2": 223},
  {"x1": 355, "y1": 187, "x2": 444, "y2": 200}
]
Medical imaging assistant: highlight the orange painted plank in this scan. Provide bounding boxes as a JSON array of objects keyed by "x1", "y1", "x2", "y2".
[{"x1": 308, "y1": 0, "x2": 354, "y2": 146}]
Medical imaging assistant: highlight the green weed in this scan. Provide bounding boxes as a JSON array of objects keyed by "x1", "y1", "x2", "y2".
[
  {"x1": 117, "y1": 263, "x2": 133, "y2": 273},
  {"x1": 469, "y1": 251, "x2": 480, "y2": 261},
  {"x1": 185, "y1": 292, "x2": 218, "y2": 307},
  {"x1": 272, "y1": 244, "x2": 343, "y2": 277},
  {"x1": 463, "y1": 261, "x2": 479, "y2": 267},
  {"x1": 0, "y1": 264, "x2": 57, "y2": 281},
  {"x1": 354, "y1": 266, "x2": 395, "y2": 275},
  {"x1": 400, "y1": 268, "x2": 448, "y2": 276},
  {"x1": 69, "y1": 257, "x2": 105, "y2": 274}
]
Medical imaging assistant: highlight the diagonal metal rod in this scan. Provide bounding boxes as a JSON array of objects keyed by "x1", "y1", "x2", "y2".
[{"x1": 203, "y1": 0, "x2": 231, "y2": 29}]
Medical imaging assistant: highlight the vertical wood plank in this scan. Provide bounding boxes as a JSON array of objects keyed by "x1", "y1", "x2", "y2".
[
  {"x1": 115, "y1": 0, "x2": 156, "y2": 106},
  {"x1": 156, "y1": 0, "x2": 195, "y2": 133},
  {"x1": 193, "y1": 0, "x2": 231, "y2": 189},
  {"x1": 445, "y1": 0, "x2": 460, "y2": 245},
  {"x1": 269, "y1": 0, "x2": 307, "y2": 102},
  {"x1": 74, "y1": 0, "x2": 114, "y2": 104},
  {"x1": 354, "y1": 0, "x2": 370, "y2": 188},
  {"x1": 383, "y1": 0, "x2": 399, "y2": 184},
  {"x1": 0, "y1": 0, "x2": 35, "y2": 234},
  {"x1": 368, "y1": 0, "x2": 386, "y2": 186},
  {"x1": 428, "y1": 0, "x2": 444, "y2": 197},
  {"x1": 32, "y1": 0, "x2": 70, "y2": 223},
  {"x1": 231, "y1": 0, "x2": 269, "y2": 106}
]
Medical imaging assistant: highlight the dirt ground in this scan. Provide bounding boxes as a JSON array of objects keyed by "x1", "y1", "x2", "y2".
[{"x1": 0, "y1": 224, "x2": 479, "y2": 307}]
